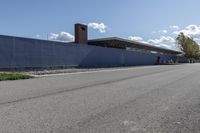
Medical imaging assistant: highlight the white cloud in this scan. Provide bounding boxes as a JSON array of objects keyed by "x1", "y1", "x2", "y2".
[
  {"x1": 88, "y1": 23, "x2": 107, "y2": 33},
  {"x1": 49, "y1": 32, "x2": 74, "y2": 42},
  {"x1": 128, "y1": 36, "x2": 143, "y2": 41},
  {"x1": 128, "y1": 36, "x2": 148, "y2": 43},
  {"x1": 194, "y1": 38, "x2": 200, "y2": 45},
  {"x1": 148, "y1": 36, "x2": 177, "y2": 50},
  {"x1": 148, "y1": 36, "x2": 174, "y2": 44},
  {"x1": 194, "y1": 38, "x2": 200, "y2": 41},
  {"x1": 36, "y1": 35, "x2": 41, "y2": 38},
  {"x1": 162, "y1": 30, "x2": 167, "y2": 34},
  {"x1": 127, "y1": 24, "x2": 200, "y2": 50},
  {"x1": 170, "y1": 25, "x2": 179, "y2": 30},
  {"x1": 173, "y1": 24, "x2": 200, "y2": 38},
  {"x1": 172, "y1": 24, "x2": 200, "y2": 45},
  {"x1": 128, "y1": 35, "x2": 177, "y2": 50},
  {"x1": 151, "y1": 30, "x2": 167, "y2": 34}
]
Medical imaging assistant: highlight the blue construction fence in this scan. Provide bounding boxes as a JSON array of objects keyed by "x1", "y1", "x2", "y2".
[{"x1": 0, "y1": 35, "x2": 183, "y2": 69}]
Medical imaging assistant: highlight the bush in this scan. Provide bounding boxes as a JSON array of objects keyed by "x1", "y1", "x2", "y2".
[{"x1": 0, "y1": 73, "x2": 33, "y2": 81}]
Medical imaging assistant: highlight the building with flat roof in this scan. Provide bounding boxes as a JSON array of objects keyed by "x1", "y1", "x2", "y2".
[
  {"x1": 0, "y1": 23, "x2": 186, "y2": 70},
  {"x1": 88, "y1": 37, "x2": 181, "y2": 55}
]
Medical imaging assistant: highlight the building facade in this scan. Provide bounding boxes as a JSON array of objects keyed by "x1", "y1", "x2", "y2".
[{"x1": 0, "y1": 24, "x2": 185, "y2": 70}]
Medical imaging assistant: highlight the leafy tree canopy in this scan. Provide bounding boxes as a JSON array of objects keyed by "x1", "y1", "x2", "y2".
[{"x1": 176, "y1": 32, "x2": 200, "y2": 59}]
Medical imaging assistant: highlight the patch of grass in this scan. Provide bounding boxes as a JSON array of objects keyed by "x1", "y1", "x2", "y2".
[{"x1": 0, "y1": 72, "x2": 33, "y2": 81}]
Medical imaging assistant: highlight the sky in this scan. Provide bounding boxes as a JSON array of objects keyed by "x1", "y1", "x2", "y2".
[{"x1": 1, "y1": 0, "x2": 200, "y2": 50}]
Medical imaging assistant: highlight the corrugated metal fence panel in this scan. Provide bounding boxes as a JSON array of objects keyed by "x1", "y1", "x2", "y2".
[{"x1": 0, "y1": 35, "x2": 177, "y2": 69}]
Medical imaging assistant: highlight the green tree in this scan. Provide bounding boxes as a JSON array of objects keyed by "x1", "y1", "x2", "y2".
[{"x1": 176, "y1": 32, "x2": 200, "y2": 59}]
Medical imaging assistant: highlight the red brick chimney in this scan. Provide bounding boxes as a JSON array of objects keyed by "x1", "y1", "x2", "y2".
[{"x1": 75, "y1": 23, "x2": 88, "y2": 44}]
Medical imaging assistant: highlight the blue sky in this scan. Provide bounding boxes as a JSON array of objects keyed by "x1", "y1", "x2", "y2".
[{"x1": 1, "y1": 0, "x2": 200, "y2": 49}]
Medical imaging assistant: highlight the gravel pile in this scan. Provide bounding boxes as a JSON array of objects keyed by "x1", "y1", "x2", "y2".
[{"x1": 20, "y1": 68, "x2": 102, "y2": 75}]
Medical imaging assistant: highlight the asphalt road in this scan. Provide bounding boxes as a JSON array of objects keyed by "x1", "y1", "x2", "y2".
[{"x1": 0, "y1": 64, "x2": 200, "y2": 133}]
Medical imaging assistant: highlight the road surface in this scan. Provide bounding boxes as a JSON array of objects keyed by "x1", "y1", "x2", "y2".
[{"x1": 0, "y1": 64, "x2": 200, "y2": 133}]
